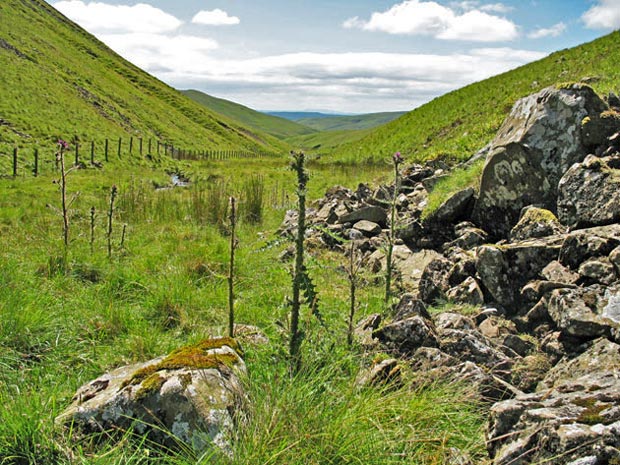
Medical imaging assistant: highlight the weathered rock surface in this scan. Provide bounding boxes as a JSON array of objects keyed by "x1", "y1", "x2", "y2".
[
  {"x1": 558, "y1": 154, "x2": 620, "y2": 228},
  {"x1": 487, "y1": 339, "x2": 620, "y2": 465},
  {"x1": 473, "y1": 84, "x2": 610, "y2": 237},
  {"x1": 56, "y1": 338, "x2": 246, "y2": 456},
  {"x1": 548, "y1": 284, "x2": 620, "y2": 338},
  {"x1": 510, "y1": 206, "x2": 564, "y2": 241}
]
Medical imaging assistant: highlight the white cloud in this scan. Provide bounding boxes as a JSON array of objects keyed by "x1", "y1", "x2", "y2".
[
  {"x1": 455, "y1": 1, "x2": 513, "y2": 13},
  {"x1": 582, "y1": 0, "x2": 620, "y2": 29},
  {"x1": 192, "y1": 9, "x2": 240, "y2": 26},
  {"x1": 343, "y1": 0, "x2": 518, "y2": 42},
  {"x1": 527, "y1": 22, "x2": 567, "y2": 39},
  {"x1": 52, "y1": 1, "x2": 182, "y2": 33}
]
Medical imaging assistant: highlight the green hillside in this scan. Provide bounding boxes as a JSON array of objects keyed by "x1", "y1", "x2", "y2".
[
  {"x1": 0, "y1": 0, "x2": 287, "y2": 154},
  {"x1": 182, "y1": 89, "x2": 315, "y2": 140},
  {"x1": 331, "y1": 31, "x2": 620, "y2": 164},
  {"x1": 297, "y1": 111, "x2": 406, "y2": 132}
]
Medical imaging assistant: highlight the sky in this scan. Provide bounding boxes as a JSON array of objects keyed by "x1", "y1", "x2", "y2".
[{"x1": 45, "y1": 0, "x2": 620, "y2": 114}]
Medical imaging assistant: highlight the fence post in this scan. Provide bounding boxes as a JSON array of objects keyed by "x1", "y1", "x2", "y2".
[
  {"x1": 13, "y1": 147, "x2": 17, "y2": 177},
  {"x1": 33, "y1": 148, "x2": 38, "y2": 177},
  {"x1": 148, "y1": 139, "x2": 152, "y2": 155},
  {"x1": 75, "y1": 142, "x2": 79, "y2": 166},
  {"x1": 90, "y1": 141, "x2": 95, "y2": 165},
  {"x1": 105, "y1": 139, "x2": 109, "y2": 162},
  {"x1": 129, "y1": 136, "x2": 133, "y2": 155},
  {"x1": 118, "y1": 137, "x2": 122, "y2": 159}
]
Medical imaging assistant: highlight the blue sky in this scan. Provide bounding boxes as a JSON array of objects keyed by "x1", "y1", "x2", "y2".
[{"x1": 46, "y1": 0, "x2": 619, "y2": 113}]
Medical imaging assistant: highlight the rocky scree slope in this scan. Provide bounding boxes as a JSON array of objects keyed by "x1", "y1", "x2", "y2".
[{"x1": 280, "y1": 84, "x2": 620, "y2": 464}]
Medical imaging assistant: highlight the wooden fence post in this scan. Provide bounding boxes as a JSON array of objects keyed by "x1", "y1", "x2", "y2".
[
  {"x1": 129, "y1": 136, "x2": 133, "y2": 155},
  {"x1": 33, "y1": 148, "x2": 38, "y2": 177},
  {"x1": 12, "y1": 147, "x2": 17, "y2": 177},
  {"x1": 75, "y1": 142, "x2": 79, "y2": 166},
  {"x1": 148, "y1": 139, "x2": 152, "y2": 155},
  {"x1": 118, "y1": 137, "x2": 122, "y2": 159},
  {"x1": 105, "y1": 139, "x2": 109, "y2": 162},
  {"x1": 90, "y1": 141, "x2": 95, "y2": 165}
]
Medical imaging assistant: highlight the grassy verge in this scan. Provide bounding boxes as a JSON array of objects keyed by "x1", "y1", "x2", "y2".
[{"x1": 0, "y1": 157, "x2": 485, "y2": 464}]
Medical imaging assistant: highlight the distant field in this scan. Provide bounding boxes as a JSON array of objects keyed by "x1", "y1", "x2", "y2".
[{"x1": 297, "y1": 111, "x2": 407, "y2": 132}]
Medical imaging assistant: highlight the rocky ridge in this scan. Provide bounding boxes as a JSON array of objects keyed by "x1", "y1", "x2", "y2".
[{"x1": 281, "y1": 84, "x2": 620, "y2": 464}]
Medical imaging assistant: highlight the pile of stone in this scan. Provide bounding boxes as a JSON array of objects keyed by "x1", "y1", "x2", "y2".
[{"x1": 284, "y1": 84, "x2": 620, "y2": 464}]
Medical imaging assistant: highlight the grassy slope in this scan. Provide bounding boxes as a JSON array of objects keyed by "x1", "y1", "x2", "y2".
[
  {"x1": 0, "y1": 0, "x2": 287, "y2": 153},
  {"x1": 331, "y1": 31, "x2": 620, "y2": 164},
  {"x1": 182, "y1": 89, "x2": 316, "y2": 140},
  {"x1": 297, "y1": 111, "x2": 407, "y2": 131}
]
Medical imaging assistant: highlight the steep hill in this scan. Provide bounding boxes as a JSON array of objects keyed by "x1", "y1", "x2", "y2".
[
  {"x1": 332, "y1": 31, "x2": 620, "y2": 164},
  {"x1": 297, "y1": 111, "x2": 406, "y2": 132},
  {"x1": 182, "y1": 90, "x2": 315, "y2": 140},
  {"x1": 0, "y1": 0, "x2": 287, "y2": 154}
]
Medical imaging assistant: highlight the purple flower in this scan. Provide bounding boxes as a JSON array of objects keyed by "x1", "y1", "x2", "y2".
[
  {"x1": 392, "y1": 151, "x2": 403, "y2": 164},
  {"x1": 57, "y1": 139, "x2": 70, "y2": 151}
]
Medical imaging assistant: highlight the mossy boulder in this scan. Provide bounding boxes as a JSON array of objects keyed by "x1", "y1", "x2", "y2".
[
  {"x1": 55, "y1": 337, "x2": 246, "y2": 457},
  {"x1": 510, "y1": 206, "x2": 563, "y2": 241},
  {"x1": 472, "y1": 85, "x2": 610, "y2": 238}
]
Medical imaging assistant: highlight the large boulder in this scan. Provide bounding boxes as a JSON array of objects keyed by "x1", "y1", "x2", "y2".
[
  {"x1": 558, "y1": 155, "x2": 620, "y2": 228},
  {"x1": 56, "y1": 338, "x2": 247, "y2": 456},
  {"x1": 472, "y1": 84, "x2": 610, "y2": 238}
]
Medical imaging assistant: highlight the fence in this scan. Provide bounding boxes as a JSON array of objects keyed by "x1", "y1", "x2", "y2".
[{"x1": 0, "y1": 136, "x2": 278, "y2": 177}]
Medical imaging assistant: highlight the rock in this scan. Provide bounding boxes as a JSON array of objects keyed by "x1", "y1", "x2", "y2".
[
  {"x1": 373, "y1": 316, "x2": 438, "y2": 353},
  {"x1": 502, "y1": 334, "x2": 535, "y2": 357},
  {"x1": 446, "y1": 225, "x2": 488, "y2": 250},
  {"x1": 475, "y1": 245, "x2": 514, "y2": 309},
  {"x1": 476, "y1": 237, "x2": 564, "y2": 311},
  {"x1": 352, "y1": 220, "x2": 382, "y2": 237},
  {"x1": 434, "y1": 312, "x2": 477, "y2": 332},
  {"x1": 559, "y1": 224, "x2": 620, "y2": 269},
  {"x1": 579, "y1": 257, "x2": 617, "y2": 285},
  {"x1": 367, "y1": 247, "x2": 443, "y2": 292},
  {"x1": 540, "y1": 338, "x2": 620, "y2": 391},
  {"x1": 353, "y1": 313, "x2": 382, "y2": 348},
  {"x1": 402, "y1": 164, "x2": 435, "y2": 185},
  {"x1": 487, "y1": 339, "x2": 620, "y2": 465},
  {"x1": 419, "y1": 255, "x2": 454, "y2": 303},
  {"x1": 55, "y1": 337, "x2": 246, "y2": 456},
  {"x1": 548, "y1": 284, "x2": 620, "y2": 339},
  {"x1": 542, "y1": 260, "x2": 580, "y2": 285},
  {"x1": 446, "y1": 276, "x2": 485, "y2": 306},
  {"x1": 338, "y1": 206, "x2": 387, "y2": 226},
  {"x1": 355, "y1": 358, "x2": 402, "y2": 388},
  {"x1": 424, "y1": 187, "x2": 475, "y2": 226},
  {"x1": 558, "y1": 155, "x2": 620, "y2": 228},
  {"x1": 393, "y1": 293, "x2": 431, "y2": 321},
  {"x1": 232, "y1": 324, "x2": 269, "y2": 346},
  {"x1": 438, "y1": 328, "x2": 512, "y2": 373},
  {"x1": 520, "y1": 280, "x2": 576, "y2": 307},
  {"x1": 611, "y1": 246, "x2": 620, "y2": 274},
  {"x1": 509, "y1": 206, "x2": 563, "y2": 241},
  {"x1": 509, "y1": 353, "x2": 551, "y2": 392},
  {"x1": 472, "y1": 85, "x2": 609, "y2": 238},
  {"x1": 478, "y1": 316, "x2": 516, "y2": 340}
]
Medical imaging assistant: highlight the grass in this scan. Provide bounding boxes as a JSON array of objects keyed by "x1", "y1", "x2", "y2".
[
  {"x1": 182, "y1": 90, "x2": 316, "y2": 140},
  {"x1": 296, "y1": 112, "x2": 407, "y2": 132},
  {"x1": 422, "y1": 158, "x2": 485, "y2": 220},
  {"x1": 0, "y1": 0, "x2": 287, "y2": 155},
  {"x1": 0, "y1": 154, "x2": 486, "y2": 464},
  {"x1": 329, "y1": 31, "x2": 620, "y2": 165}
]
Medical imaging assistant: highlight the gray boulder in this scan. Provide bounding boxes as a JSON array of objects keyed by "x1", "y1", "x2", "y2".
[
  {"x1": 472, "y1": 84, "x2": 609, "y2": 237},
  {"x1": 558, "y1": 155, "x2": 620, "y2": 228},
  {"x1": 548, "y1": 284, "x2": 620, "y2": 339},
  {"x1": 559, "y1": 224, "x2": 620, "y2": 269},
  {"x1": 55, "y1": 337, "x2": 247, "y2": 456},
  {"x1": 373, "y1": 316, "x2": 438, "y2": 352},
  {"x1": 424, "y1": 187, "x2": 475, "y2": 226}
]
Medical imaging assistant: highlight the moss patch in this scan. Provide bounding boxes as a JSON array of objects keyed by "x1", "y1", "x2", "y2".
[
  {"x1": 123, "y1": 337, "x2": 243, "y2": 388},
  {"x1": 574, "y1": 397, "x2": 612, "y2": 425},
  {"x1": 134, "y1": 373, "x2": 166, "y2": 401}
]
